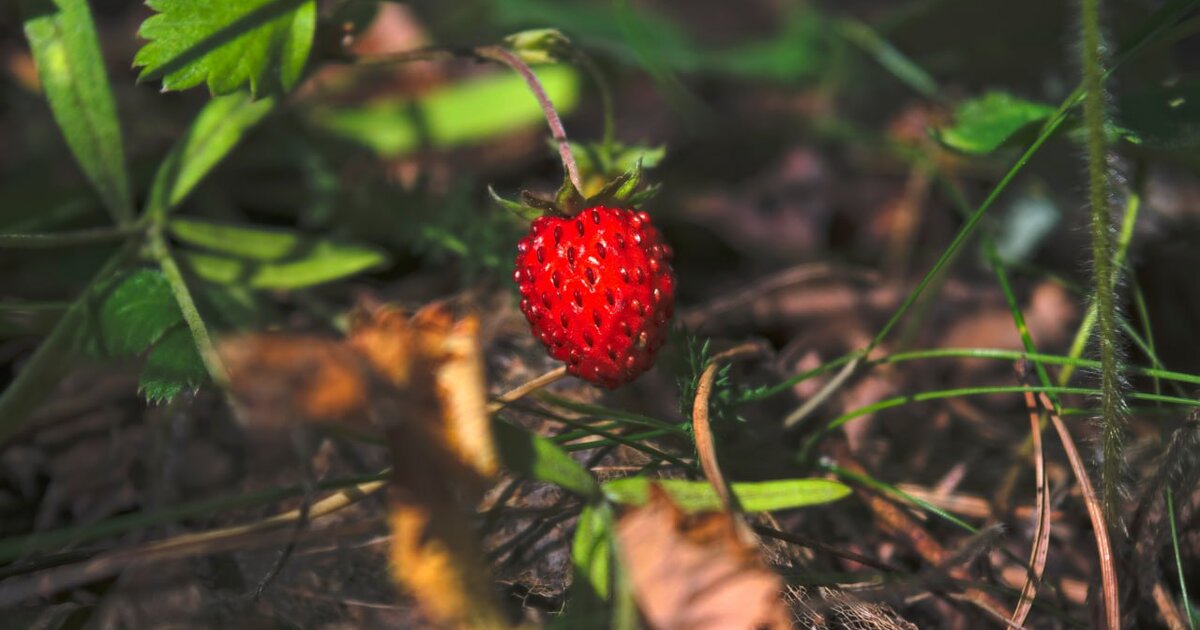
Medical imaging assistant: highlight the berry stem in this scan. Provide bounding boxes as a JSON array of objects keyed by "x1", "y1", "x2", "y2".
[
  {"x1": 352, "y1": 44, "x2": 585, "y2": 195},
  {"x1": 475, "y1": 45, "x2": 584, "y2": 194}
]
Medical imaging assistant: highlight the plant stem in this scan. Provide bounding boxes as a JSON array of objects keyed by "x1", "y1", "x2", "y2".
[
  {"x1": 0, "y1": 223, "x2": 145, "y2": 248},
  {"x1": 1081, "y1": 0, "x2": 1125, "y2": 521},
  {"x1": 147, "y1": 226, "x2": 228, "y2": 389},
  {"x1": 476, "y1": 45, "x2": 584, "y2": 194}
]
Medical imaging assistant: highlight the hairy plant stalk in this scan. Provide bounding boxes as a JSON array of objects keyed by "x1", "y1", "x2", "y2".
[{"x1": 1080, "y1": 0, "x2": 1126, "y2": 521}]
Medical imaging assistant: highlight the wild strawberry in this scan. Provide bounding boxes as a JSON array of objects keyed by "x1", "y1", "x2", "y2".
[{"x1": 514, "y1": 206, "x2": 675, "y2": 388}]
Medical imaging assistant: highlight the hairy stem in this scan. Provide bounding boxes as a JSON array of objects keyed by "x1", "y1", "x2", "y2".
[
  {"x1": 147, "y1": 226, "x2": 228, "y2": 389},
  {"x1": 476, "y1": 45, "x2": 583, "y2": 193},
  {"x1": 0, "y1": 222, "x2": 145, "y2": 248},
  {"x1": 1080, "y1": 0, "x2": 1125, "y2": 521}
]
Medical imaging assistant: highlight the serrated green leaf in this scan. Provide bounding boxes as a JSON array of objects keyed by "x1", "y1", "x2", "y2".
[
  {"x1": 179, "y1": 236, "x2": 387, "y2": 290},
  {"x1": 148, "y1": 93, "x2": 276, "y2": 216},
  {"x1": 603, "y1": 477, "x2": 851, "y2": 513},
  {"x1": 1116, "y1": 80, "x2": 1200, "y2": 149},
  {"x1": 493, "y1": 419, "x2": 602, "y2": 501},
  {"x1": 99, "y1": 269, "x2": 183, "y2": 356},
  {"x1": 309, "y1": 66, "x2": 580, "y2": 157},
  {"x1": 935, "y1": 92, "x2": 1057, "y2": 155},
  {"x1": 139, "y1": 326, "x2": 207, "y2": 403},
  {"x1": 22, "y1": 0, "x2": 132, "y2": 223},
  {"x1": 133, "y1": 0, "x2": 316, "y2": 97}
]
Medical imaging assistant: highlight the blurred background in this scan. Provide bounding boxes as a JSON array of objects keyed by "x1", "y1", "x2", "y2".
[{"x1": 2, "y1": 0, "x2": 1200, "y2": 627}]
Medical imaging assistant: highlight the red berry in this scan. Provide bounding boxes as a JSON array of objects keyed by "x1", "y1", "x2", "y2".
[{"x1": 514, "y1": 206, "x2": 676, "y2": 388}]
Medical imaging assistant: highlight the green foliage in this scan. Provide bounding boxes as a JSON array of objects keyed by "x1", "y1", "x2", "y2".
[
  {"x1": 309, "y1": 66, "x2": 580, "y2": 157},
  {"x1": 1117, "y1": 79, "x2": 1200, "y2": 149},
  {"x1": 602, "y1": 477, "x2": 852, "y2": 512},
  {"x1": 672, "y1": 331, "x2": 740, "y2": 430},
  {"x1": 170, "y1": 218, "x2": 388, "y2": 290},
  {"x1": 85, "y1": 268, "x2": 208, "y2": 403},
  {"x1": 21, "y1": 0, "x2": 132, "y2": 223},
  {"x1": 134, "y1": 0, "x2": 316, "y2": 96},
  {"x1": 139, "y1": 326, "x2": 206, "y2": 403},
  {"x1": 493, "y1": 418, "x2": 602, "y2": 501},
  {"x1": 935, "y1": 91, "x2": 1057, "y2": 155},
  {"x1": 553, "y1": 502, "x2": 617, "y2": 629},
  {"x1": 149, "y1": 93, "x2": 277, "y2": 214},
  {"x1": 97, "y1": 269, "x2": 181, "y2": 356},
  {"x1": 495, "y1": 0, "x2": 829, "y2": 83}
]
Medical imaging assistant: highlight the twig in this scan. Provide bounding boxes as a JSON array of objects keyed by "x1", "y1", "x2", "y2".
[
  {"x1": 692, "y1": 342, "x2": 768, "y2": 517},
  {"x1": 0, "y1": 476, "x2": 387, "y2": 606},
  {"x1": 784, "y1": 354, "x2": 861, "y2": 430},
  {"x1": 488, "y1": 366, "x2": 568, "y2": 414},
  {"x1": 475, "y1": 45, "x2": 583, "y2": 194},
  {"x1": 833, "y1": 447, "x2": 1011, "y2": 619},
  {"x1": 753, "y1": 525, "x2": 904, "y2": 574},
  {"x1": 1040, "y1": 392, "x2": 1120, "y2": 630}
]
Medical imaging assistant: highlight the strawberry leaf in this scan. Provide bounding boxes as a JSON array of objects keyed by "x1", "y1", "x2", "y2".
[
  {"x1": 139, "y1": 326, "x2": 206, "y2": 403},
  {"x1": 22, "y1": 0, "x2": 133, "y2": 223},
  {"x1": 133, "y1": 0, "x2": 316, "y2": 97},
  {"x1": 98, "y1": 269, "x2": 183, "y2": 356},
  {"x1": 934, "y1": 91, "x2": 1056, "y2": 155}
]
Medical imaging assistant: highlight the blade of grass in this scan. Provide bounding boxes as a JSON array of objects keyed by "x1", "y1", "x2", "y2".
[{"x1": 1167, "y1": 488, "x2": 1196, "y2": 629}]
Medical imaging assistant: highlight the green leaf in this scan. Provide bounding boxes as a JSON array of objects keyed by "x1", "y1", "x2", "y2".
[
  {"x1": 935, "y1": 92, "x2": 1057, "y2": 155},
  {"x1": 603, "y1": 477, "x2": 851, "y2": 513},
  {"x1": 1116, "y1": 80, "x2": 1200, "y2": 149},
  {"x1": 139, "y1": 326, "x2": 207, "y2": 403},
  {"x1": 552, "y1": 502, "x2": 615, "y2": 629},
  {"x1": 98, "y1": 269, "x2": 183, "y2": 356},
  {"x1": 22, "y1": 0, "x2": 132, "y2": 223},
  {"x1": 133, "y1": 0, "x2": 316, "y2": 97},
  {"x1": 174, "y1": 221, "x2": 388, "y2": 290},
  {"x1": 309, "y1": 66, "x2": 580, "y2": 157},
  {"x1": 170, "y1": 217, "x2": 308, "y2": 261},
  {"x1": 148, "y1": 93, "x2": 277, "y2": 216},
  {"x1": 493, "y1": 419, "x2": 602, "y2": 501}
]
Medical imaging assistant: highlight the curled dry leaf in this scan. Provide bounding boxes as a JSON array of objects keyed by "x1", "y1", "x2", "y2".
[
  {"x1": 616, "y1": 484, "x2": 791, "y2": 630},
  {"x1": 218, "y1": 303, "x2": 507, "y2": 629}
]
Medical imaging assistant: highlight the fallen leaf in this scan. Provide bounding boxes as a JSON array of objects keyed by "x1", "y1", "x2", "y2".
[
  {"x1": 616, "y1": 484, "x2": 791, "y2": 630},
  {"x1": 217, "y1": 302, "x2": 508, "y2": 628}
]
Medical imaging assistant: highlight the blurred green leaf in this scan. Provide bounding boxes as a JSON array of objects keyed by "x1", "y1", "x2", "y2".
[
  {"x1": 170, "y1": 217, "x2": 305, "y2": 261},
  {"x1": 837, "y1": 17, "x2": 937, "y2": 97},
  {"x1": 1117, "y1": 79, "x2": 1200, "y2": 149},
  {"x1": 493, "y1": 419, "x2": 602, "y2": 501},
  {"x1": 175, "y1": 221, "x2": 387, "y2": 289},
  {"x1": 498, "y1": 0, "x2": 828, "y2": 83},
  {"x1": 309, "y1": 66, "x2": 580, "y2": 157},
  {"x1": 98, "y1": 269, "x2": 182, "y2": 356},
  {"x1": 552, "y1": 501, "x2": 615, "y2": 629},
  {"x1": 149, "y1": 93, "x2": 276, "y2": 215},
  {"x1": 133, "y1": 0, "x2": 316, "y2": 96},
  {"x1": 935, "y1": 92, "x2": 1057, "y2": 155},
  {"x1": 139, "y1": 326, "x2": 206, "y2": 403},
  {"x1": 603, "y1": 477, "x2": 851, "y2": 512},
  {"x1": 22, "y1": 0, "x2": 132, "y2": 223},
  {"x1": 709, "y1": 11, "x2": 827, "y2": 82}
]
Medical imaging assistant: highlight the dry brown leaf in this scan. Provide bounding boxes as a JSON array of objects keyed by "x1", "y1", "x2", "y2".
[
  {"x1": 616, "y1": 484, "x2": 791, "y2": 630},
  {"x1": 217, "y1": 303, "x2": 508, "y2": 629}
]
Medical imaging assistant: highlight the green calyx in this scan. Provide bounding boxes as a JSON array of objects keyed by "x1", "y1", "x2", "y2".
[{"x1": 490, "y1": 156, "x2": 658, "y2": 220}]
